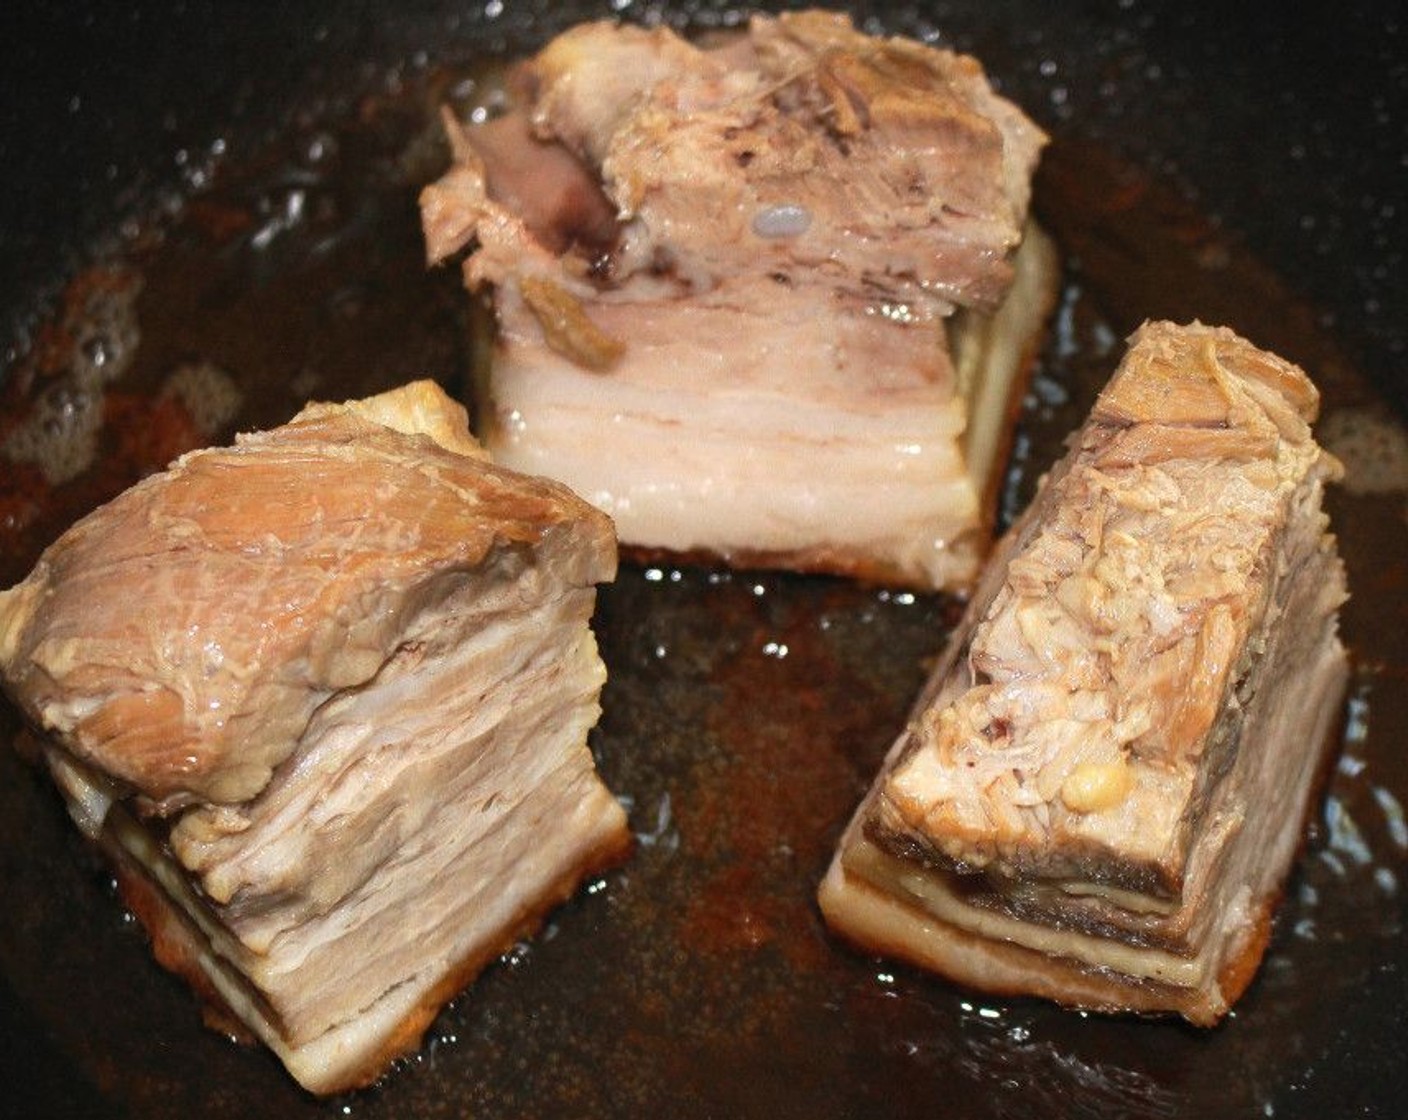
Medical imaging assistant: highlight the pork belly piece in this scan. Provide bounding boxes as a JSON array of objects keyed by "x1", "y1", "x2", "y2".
[
  {"x1": 819, "y1": 322, "x2": 1348, "y2": 1024},
  {"x1": 421, "y1": 10, "x2": 1056, "y2": 589},
  {"x1": 0, "y1": 381, "x2": 630, "y2": 1094}
]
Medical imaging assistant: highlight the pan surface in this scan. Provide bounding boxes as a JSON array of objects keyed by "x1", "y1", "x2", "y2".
[{"x1": 1, "y1": 3, "x2": 1404, "y2": 1117}]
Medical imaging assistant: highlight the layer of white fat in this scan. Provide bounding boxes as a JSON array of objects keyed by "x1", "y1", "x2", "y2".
[
  {"x1": 70, "y1": 574, "x2": 624, "y2": 1093},
  {"x1": 954, "y1": 223, "x2": 1059, "y2": 496},
  {"x1": 498, "y1": 408, "x2": 979, "y2": 563},
  {"x1": 483, "y1": 228, "x2": 1054, "y2": 589},
  {"x1": 487, "y1": 294, "x2": 982, "y2": 585}
]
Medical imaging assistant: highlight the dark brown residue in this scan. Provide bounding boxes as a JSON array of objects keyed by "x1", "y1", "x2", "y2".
[{"x1": 1, "y1": 49, "x2": 1406, "y2": 1120}]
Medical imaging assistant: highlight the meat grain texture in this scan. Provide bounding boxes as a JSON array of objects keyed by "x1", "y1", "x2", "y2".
[
  {"x1": 0, "y1": 381, "x2": 630, "y2": 1094},
  {"x1": 422, "y1": 10, "x2": 1057, "y2": 589},
  {"x1": 820, "y1": 321, "x2": 1349, "y2": 1025}
]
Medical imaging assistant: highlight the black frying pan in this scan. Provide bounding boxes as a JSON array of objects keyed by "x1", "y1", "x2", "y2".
[{"x1": 1, "y1": 3, "x2": 1405, "y2": 1117}]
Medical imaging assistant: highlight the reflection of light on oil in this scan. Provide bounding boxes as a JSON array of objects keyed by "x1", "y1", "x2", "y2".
[
  {"x1": 1343, "y1": 687, "x2": 1371, "y2": 746},
  {"x1": 1372, "y1": 786, "x2": 1408, "y2": 849},
  {"x1": 634, "y1": 791, "x2": 678, "y2": 853},
  {"x1": 1324, "y1": 795, "x2": 1374, "y2": 866},
  {"x1": 876, "y1": 589, "x2": 917, "y2": 606}
]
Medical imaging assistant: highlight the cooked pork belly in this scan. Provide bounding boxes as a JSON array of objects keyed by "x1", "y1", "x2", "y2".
[
  {"x1": 0, "y1": 381, "x2": 630, "y2": 1094},
  {"x1": 421, "y1": 10, "x2": 1055, "y2": 589},
  {"x1": 819, "y1": 322, "x2": 1348, "y2": 1024}
]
